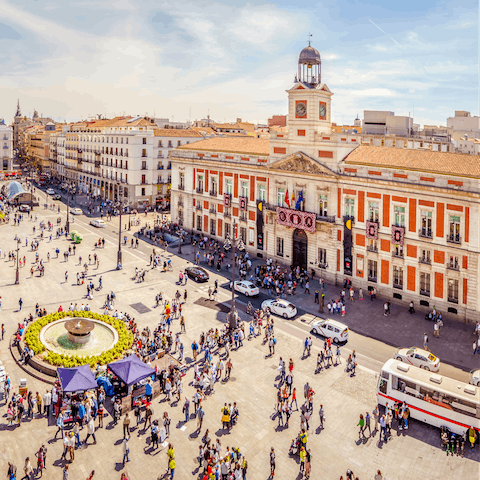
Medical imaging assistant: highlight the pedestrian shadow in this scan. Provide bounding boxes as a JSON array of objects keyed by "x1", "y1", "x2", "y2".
[
  {"x1": 188, "y1": 430, "x2": 200, "y2": 440},
  {"x1": 114, "y1": 438, "x2": 123, "y2": 446},
  {"x1": 315, "y1": 425, "x2": 323, "y2": 435},
  {"x1": 274, "y1": 424, "x2": 287, "y2": 432},
  {"x1": 215, "y1": 427, "x2": 230, "y2": 437},
  {"x1": 114, "y1": 462, "x2": 124, "y2": 471}
]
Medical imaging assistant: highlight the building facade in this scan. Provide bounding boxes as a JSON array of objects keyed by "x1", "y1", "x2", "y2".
[
  {"x1": 0, "y1": 120, "x2": 13, "y2": 171},
  {"x1": 170, "y1": 44, "x2": 480, "y2": 323}
]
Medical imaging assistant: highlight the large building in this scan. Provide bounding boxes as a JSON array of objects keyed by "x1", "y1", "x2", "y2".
[
  {"x1": 170, "y1": 43, "x2": 480, "y2": 323},
  {"x1": 0, "y1": 119, "x2": 13, "y2": 171},
  {"x1": 447, "y1": 111, "x2": 480, "y2": 141}
]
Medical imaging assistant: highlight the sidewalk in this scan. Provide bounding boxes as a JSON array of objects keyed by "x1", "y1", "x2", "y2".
[{"x1": 175, "y1": 242, "x2": 478, "y2": 372}]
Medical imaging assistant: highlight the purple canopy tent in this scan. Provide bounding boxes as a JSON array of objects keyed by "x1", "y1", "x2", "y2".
[
  {"x1": 107, "y1": 354, "x2": 155, "y2": 386},
  {"x1": 57, "y1": 365, "x2": 98, "y2": 393}
]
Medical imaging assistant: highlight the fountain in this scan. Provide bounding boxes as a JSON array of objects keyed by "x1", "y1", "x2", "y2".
[{"x1": 64, "y1": 318, "x2": 95, "y2": 345}]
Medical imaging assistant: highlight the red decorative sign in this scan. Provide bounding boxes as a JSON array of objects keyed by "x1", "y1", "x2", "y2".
[
  {"x1": 391, "y1": 226, "x2": 405, "y2": 245},
  {"x1": 276, "y1": 207, "x2": 316, "y2": 233},
  {"x1": 366, "y1": 220, "x2": 378, "y2": 240},
  {"x1": 239, "y1": 196, "x2": 247, "y2": 211},
  {"x1": 224, "y1": 194, "x2": 231, "y2": 207}
]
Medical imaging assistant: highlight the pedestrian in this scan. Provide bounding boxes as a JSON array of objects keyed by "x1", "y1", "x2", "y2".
[
  {"x1": 358, "y1": 288, "x2": 363, "y2": 300},
  {"x1": 123, "y1": 414, "x2": 130, "y2": 438},
  {"x1": 314, "y1": 290, "x2": 319, "y2": 303},
  {"x1": 357, "y1": 414, "x2": 366, "y2": 439},
  {"x1": 423, "y1": 332, "x2": 429, "y2": 351},
  {"x1": 299, "y1": 446, "x2": 306, "y2": 473},
  {"x1": 62, "y1": 464, "x2": 69, "y2": 480},
  {"x1": 383, "y1": 302, "x2": 388, "y2": 316},
  {"x1": 270, "y1": 447, "x2": 275, "y2": 477},
  {"x1": 335, "y1": 346, "x2": 341, "y2": 365},
  {"x1": 182, "y1": 397, "x2": 190, "y2": 423},
  {"x1": 84, "y1": 417, "x2": 96, "y2": 444},
  {"x1": 21, "y1": 457, "x2": 33, "y2": 480},
  {"x1": 197, "y1": 405, "x2": 204, "y2": 431},
  {"x1": 365, "y1": 411, "x2": 372, "y2": 436},
  {"x1": 474, "y1": 340, "x2": 478, "y2": 355},
  {"x1": 19, "y1": 297, "x2": 23, "y2": 311},
  {"x1": 372, "y1": 405, "x2": 379, "y2": 435},
  {"x1": 122, "y1": 436, "x2": 130, "y2": 464},
  {"x1": 319, "y1": 404, "x2": 324, "y2": 428},
  {"x1": 374, "y1": 470, "x2": 383, "y2": 480},
  {"x1": 434, "y1": 321, "x2": 439, "y2": 338},
  {"x1": 409, "y1": 301, "x2": 415, "y2": 314}
]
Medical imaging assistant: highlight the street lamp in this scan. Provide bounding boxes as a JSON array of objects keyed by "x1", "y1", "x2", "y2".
[
  {"x1": 66, "y1": 182, "x2": 71, "y2": 234},
  {"x1": 117, "y1": 183, "x2": 123, "y2": 268},
  {"x1": 318, "y1": 262, "x2": 329, "y2": 313},
  {"x1": 224, "y1": 219, "x2": 245, "y2": 330},
  {"x1": 15, "y1": 238, "x2": 20, "y2": 285}
]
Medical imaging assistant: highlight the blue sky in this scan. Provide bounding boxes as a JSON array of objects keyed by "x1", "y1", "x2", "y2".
[{"x1": 0, "y1": 0, "x2": 477, "y2": 127}]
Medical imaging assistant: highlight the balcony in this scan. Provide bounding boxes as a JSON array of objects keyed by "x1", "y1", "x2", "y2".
[
  {"x1": 167, "y1": 165, "x2": 171, "y2": 170},
  {"x1": 392, "y1": 251, "x2": 404, "y2": 259},
  {"x1": 393, "y1": 283, "x2": 403, "y2": 290},
  {"x1": 368, "y1": 276, "x2": 377, "y2": 283},
  {"x1": 196, "y1": 187, "x2": 204, "y2": 194},
  {"x1": 224, "y1": 212, "x2": 231, "y2": 218},
  {"x1": 420, "y1": 289, "x2": 430, "y2": 297},
  {"x1": 366, "y1": 245, "x2": 378, "y2": 253},
  {"x1": 419, "y1": 257, "x2": 431, "y2": 265},
  {"x1": 209, "y1": 190, "x2": 217, "y2": 197},
  {"x1": 95, "y1": 160, "x2": 101, "y2": 167},
  {"x1": 418, "y1": 228, "x2": 433, "y2": 239},
  {"x1": 157, "y1": 166, "x2": 164, "y2": 170},
  {"x1": 316, "y1": 214, "x2": 335, "y2": 223},
  {"x1": 196, "y1": 205, "x2": 203, "y2": 211},
  {"x1": 178, "y1": 184, "x2": 184, "y2": 191},
  {"x1": 141, "y1": 166, "x2": 147, "y2": 170},
  {"x1": 446, "y1": 234, "x2": 461, "y2": 244},
  {"x1": 446, "y1": 262, "x2": 460, "y2": 271},
  {"x1": 209, "y1": 207, "x2": 217, "y2": 214},
  {"x1": 178, "y1": 200, "x2": 183, "y2": 207},
  {"x1": 239, "y1": 216, "x2": 247, "y2": 222},
  {"x1": 448, "y1": 296, "x2": 458, "y2": 304},
  {"x1": 264, "y1": 202, "x2": 277, "y2": 212}
]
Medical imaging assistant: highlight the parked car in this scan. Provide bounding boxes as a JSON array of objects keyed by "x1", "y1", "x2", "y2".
[
  {"x1": 185, "y1": 266, "x2": 209, "y2": 282},
  {"x1": 19, "y1": 204, "x2": 31, "y2": 212},
  {"x1": 229, "y1": 281, "x2": 259, "y2": 297},
  {"x1": 393, "y1": 347, "x2": 440, "y2": 372},
  {"x1": 46, "y1": 188, "x2": 55, "y2": 195},
  {"x1": 469, "y1": 369, "x2": 480, "y2": 387},
  {"x1": 261, "y1": 299, "x2": 297, "y2": 319},
  {"x1": 310, "y1": 318, "x2": 349, "y2": 344},
  {"x1": 52, "y1": 194, "x2": 61, "y2": 200},
  {"x1": 70, "y1": 207, "x2": 83, "y2": 215},
  {"x1": 90, "y1": 219, "x2": 106, "y2": 228}
]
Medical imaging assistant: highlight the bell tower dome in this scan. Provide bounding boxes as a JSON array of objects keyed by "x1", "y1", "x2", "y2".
[{"x1": 297, "y1": 42, "x2": 321, "y2": 86}]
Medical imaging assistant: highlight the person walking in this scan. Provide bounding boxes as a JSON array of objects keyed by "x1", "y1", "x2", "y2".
[
  {"x1": 372, "y1": 406, "x2": 379, "y2": 435},
  {"x1": 365, "y1": 411, "x2": 372, "y2": 437},
  {"x1": 434, "y1": 321, "x2": 439, "y2": 338},
  {"x1": 357, "y1": 414, "x2": 366, "y2": 439},
  {"x1": 269, "y1": 447, "x2": 275, "y2": 477},
  {"x1": 84, "y1": 417, "x2": 96, "y2": 444},
  {"x1": 409, "y1": 301, "x2": 415, "y2": 314},
  {"x1": 423, "y1": 333, "x2": 429, "y2": 351},
  {"x1": 196, "y1": 405, "x2": 205, "y2": 432},
  {"x1": 122, "y1": 436, "x2": 130, "y2": 464},
  {"x1": 20, "y1": 457, "x2": 33, "y2": 480},
  {"x1": 123, "y1": 414, "x2": 130, "y2": 438},
  {"x1": 319, "y1": 404, "x2": 325, "y2": 429}
]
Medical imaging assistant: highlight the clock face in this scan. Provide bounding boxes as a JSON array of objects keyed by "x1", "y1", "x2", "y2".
[
  {"x1": 319, "y1": 104, "x2": 326, "y2": 118},
  {"x1": 296, "y1": 102, "x2": 307, "y2": 118}
]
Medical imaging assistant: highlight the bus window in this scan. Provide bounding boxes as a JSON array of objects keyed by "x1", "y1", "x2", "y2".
[
  {"x1": 378, "y1": 370, "x2": 389, "y2": 394},
  {"x1": 392, "y1": 375, "x2": 399, "y2": 391}
]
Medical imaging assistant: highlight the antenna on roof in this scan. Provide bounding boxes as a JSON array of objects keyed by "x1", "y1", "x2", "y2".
[{"x1": 308, "y1": 32, "x2": 312, "y2": 46}]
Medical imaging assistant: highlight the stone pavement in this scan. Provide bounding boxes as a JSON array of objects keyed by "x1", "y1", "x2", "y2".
[{"x1": 0, "y1": 199, "x2": 479, "y2": 480}]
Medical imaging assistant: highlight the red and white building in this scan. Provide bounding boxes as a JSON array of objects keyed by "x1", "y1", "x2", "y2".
[{"x1": 170, "y1": 44, "x2": 480, "y2": 323}]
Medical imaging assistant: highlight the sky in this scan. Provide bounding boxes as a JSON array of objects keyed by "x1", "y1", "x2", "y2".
[{"x1": 0, "y1": 0, "x2": 478, "y2": 127}]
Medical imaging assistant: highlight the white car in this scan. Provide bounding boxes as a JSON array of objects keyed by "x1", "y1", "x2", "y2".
[
  {"x1": 394, "y1": 347, "x2": 440, "y2": 372},
  {"x1": 46, "y1": 188, "x2": 55, "y2": 195},
  {"x1": 90, "y1": 219, "x2": 106, "y2": 228},
  {"x1": 469, "y1": 369, "x2": 480, "y2": 387},
  {"x1": 261, "y1": 299, "x2": 297, "y2": 319},
  {"x1": 70, "y1": 207, "x2": 83, "y2": 215},
  {"x1": 230, "y1": 281, "x2": 259, "y2": 297},
  {"x1": 310, "y1": 318, "x2": 349, "y2": 344}
]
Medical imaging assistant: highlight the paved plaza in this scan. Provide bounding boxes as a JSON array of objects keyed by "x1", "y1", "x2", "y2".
[{"x1": 0, "y1": 195, "x2": 479, "y2": 480}]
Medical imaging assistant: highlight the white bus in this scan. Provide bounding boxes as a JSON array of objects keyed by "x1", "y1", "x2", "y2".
[{"x1": 377, "y1": 359, "x2": 480, "y2": 435}]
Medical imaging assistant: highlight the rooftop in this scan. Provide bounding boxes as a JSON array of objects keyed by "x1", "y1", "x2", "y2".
[
  {"x1": 153, "y1": 128, "x2": 204, "y2": 138},
  {"x1": 177, "y1": 137, "x2": 270, "y2": 156},
  {"x1": 343, "y1": 145, "x2": 480, "y2": 177}
]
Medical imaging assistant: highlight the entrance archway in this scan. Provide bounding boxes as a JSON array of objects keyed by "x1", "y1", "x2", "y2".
[{"x1": 292, "y1": 229, "x2": 308, "y2": 270}]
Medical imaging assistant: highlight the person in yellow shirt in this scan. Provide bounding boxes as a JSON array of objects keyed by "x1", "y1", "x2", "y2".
[
  {"x1": 299, "y1": 446, "x2": 306, "y2": 474},
  {"x1": 168, "y1": 457, "x2": 175, "y2": 478},
  {"x1": 221, "y1": 403, "x2": 230, "y2": 429}
]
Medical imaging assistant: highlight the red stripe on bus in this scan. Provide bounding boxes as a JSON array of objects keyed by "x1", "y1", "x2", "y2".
[{"x1": 378, "y1": 392, "x2": 479, "y2": 432}]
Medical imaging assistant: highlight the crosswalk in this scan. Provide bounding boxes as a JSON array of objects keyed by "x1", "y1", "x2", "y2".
[{"x1": 195, "y1": 284, "x2": 231, "y2": 300}]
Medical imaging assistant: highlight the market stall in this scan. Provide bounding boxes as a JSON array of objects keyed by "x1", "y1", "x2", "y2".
[
  {"x1": 56, "y1": 365, "x2": 99, "y2": 423},
  {"x1": 107, "y1": 354, "x2": 157, "y2": 413}
]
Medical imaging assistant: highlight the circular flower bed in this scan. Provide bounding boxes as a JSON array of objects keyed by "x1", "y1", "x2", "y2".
[{"x1": 24, "y1": 311, "x2": 133, "y2": 368}]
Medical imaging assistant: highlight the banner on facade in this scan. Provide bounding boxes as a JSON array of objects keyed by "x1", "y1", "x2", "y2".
[
  {"x1": 276, "y1": 206, "x2": 316, "y2": 233},
  {"x1": 256, "y1": 200, "x2": 264, "y2": 250}
]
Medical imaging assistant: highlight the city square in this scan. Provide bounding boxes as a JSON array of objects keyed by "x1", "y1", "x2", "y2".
[{"x1": 0, "y1": 187, "x2": 478, "y2": 480}]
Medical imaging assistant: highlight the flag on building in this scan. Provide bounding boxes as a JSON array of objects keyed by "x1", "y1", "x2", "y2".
[
  {"x1": 295, "y1": 190, "x2": 304, "y2": 210},
  {"x1": 291, "y1": 190, "x2": 295, "y2": 208},
  {"x1": 285, "y1": 189, "x2": 290, "y2": 208}
]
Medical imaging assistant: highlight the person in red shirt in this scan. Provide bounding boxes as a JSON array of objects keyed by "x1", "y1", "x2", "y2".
[{"x1": 58, "y1": 306, "x2": 63, "y2": 312}]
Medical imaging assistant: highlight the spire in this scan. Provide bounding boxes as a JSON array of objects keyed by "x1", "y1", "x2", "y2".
[
  {"x1": 15, "y1": 99, "x2": 21, "y2": 117},
  {"x1": 308, "y1": 32, "x2": 312, "y2": 47}
]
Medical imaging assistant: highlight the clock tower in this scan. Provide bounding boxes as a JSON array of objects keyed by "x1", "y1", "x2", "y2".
[{"x1": 270, "y1": 42, "x2": 337, "y2": 165}]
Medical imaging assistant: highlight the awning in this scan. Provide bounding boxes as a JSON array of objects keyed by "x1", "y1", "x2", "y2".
[
  {"x1": 107, "y1": 354, "x2": 155, "y2": 386},
  {"x1": 57, "y1": 365, "x2": 98, "y2": 393}
]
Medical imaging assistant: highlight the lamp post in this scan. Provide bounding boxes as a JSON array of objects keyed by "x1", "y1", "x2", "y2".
[
  {"x1": 224, "y1": 219, "x2": 245, "y2": 330},
  {"x1": 318, "y1": 263, "x2": 329, "y2": 313},
  {"x1": 117, "y1": 183, "x2": 123, "y2": 268},
  {"x1": 15, "y1": 238, "x2": 20, "y2": 285},
  {"x1": 66, "y1": 182, "x2": 71, "y2": 234}
]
